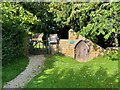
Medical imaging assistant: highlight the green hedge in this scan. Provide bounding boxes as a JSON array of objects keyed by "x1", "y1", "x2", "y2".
[{"x1": 2, "y1": 2, "x2": 38, "y2": 65}]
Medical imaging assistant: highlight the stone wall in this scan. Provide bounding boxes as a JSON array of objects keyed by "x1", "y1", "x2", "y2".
[
  {"x1": 58, "y1": 29, "x2": 105, "y2": 61},
  {"x1": 59, "y1": 29, "x2": 105, "y2": 60},
  {"x1": 59, "y1": 39, "x2": 75, "y2": 57}
]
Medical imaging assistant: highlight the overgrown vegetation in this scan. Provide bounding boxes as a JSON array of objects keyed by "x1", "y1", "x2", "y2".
[
  {"x1": 21, "y1": 2, "x2": 120, "y2": 45},
  {"x1": 25, "y1": 52, "x2": 118, "y2": 88},
  {"x1": 2, "y1": 2, "x2": 37, "y2": 65},
  {"x1": 1, "y1": 2, "x2": 119, "y2": 88},
  {"x1": 21, "y1": 2, "x2": 58, "y2": 34},
  {"x1": 105, "y1": 50, "x2": 119, "y2": 61},
  {"x1": 2, "y1": 2, "x2": 120, "y2": 65},
  {"x1": 49, "y1": 2, "x2": 120, "y2": 47},
  {"x1": 2, "y1": 56, "x2": 29, "y2": 86}
]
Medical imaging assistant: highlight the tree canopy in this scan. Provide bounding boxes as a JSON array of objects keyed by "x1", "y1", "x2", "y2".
[
  {"x1": 2, "y1": 2, "x2": 120, "y2": 64},
  {"x1": 21, "y1": 2, "x2": 58, "y2": 34},
  {"x1": 48, "y1": 2, "x2": 120, "y2": 47}
]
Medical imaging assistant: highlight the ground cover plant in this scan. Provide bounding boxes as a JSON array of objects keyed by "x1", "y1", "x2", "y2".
[
  {"x1": 2, "y1": 56, "x2": 29, "y2": 86},
  {"x1": 25, "y1": 51, "x2": 118, "y2": 88}
]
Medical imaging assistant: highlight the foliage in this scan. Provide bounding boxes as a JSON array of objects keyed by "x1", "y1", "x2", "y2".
[
  {"x1": 25, "y1": 54, "x2": 118, "y2": 88},
  {"x1": 2, "y1": 2, "x2": 120, "y2": 64},
  {"x1": 2, "y1": 56, "x2": 29, "y2": 86},
  {"x1": 80, "y1": 3, "x2": 120, "y2": 43},
  {"x1": 2, "y1": 2, "x2": 38, "y2": 65},
  {"x1": 49, "y1": 2, "x2": 120, "y2": 46},
  {"x1": 13, "y1": 2, "x2": 120, "y2": 46},
  {"x1": 105, "y1": 49, "x2": 119, "y2": 61},
  {"x1": 21, "y1": 2, "x2": 58, "y2": 34},
  {"x1": 49, "y1": 2, "x2": 72, "y2": 28}
]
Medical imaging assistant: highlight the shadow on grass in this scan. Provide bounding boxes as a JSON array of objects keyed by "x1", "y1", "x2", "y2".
[
  {"x1": 25, "y1": 55, "x2": 118, "y2": 88},
  {"x1": 2, "y1": 56, "x2": 29, "y2": 87}
]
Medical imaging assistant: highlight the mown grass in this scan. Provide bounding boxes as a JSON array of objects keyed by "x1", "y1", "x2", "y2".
[
  {"x1": 25, "y1": 52, "x2": 118, "y2": 88},
  {"x1": 2, "y1": 56, "x2": 29, "y2": 86}
]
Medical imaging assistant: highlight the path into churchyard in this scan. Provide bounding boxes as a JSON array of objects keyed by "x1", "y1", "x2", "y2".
[{"x1": 3, "y1": 55, "x2": 45, "y2": 88}]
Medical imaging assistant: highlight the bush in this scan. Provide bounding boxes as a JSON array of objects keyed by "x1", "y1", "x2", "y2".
[
  {"x1": 105, "y1": 49, "x2": 119, "y2": 61},
  {"x1": 2, "y1": 2, "x2": 38, "y2": 65}
]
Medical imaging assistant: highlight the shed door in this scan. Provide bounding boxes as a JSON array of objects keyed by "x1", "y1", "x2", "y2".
[{"x1": 75, "y1": 41, "x2": 89, "y2": 61}]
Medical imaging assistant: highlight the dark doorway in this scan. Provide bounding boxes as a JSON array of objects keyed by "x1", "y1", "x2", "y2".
[{"x1": 74, "y1": 40, "x2": 90, "y2": 61}]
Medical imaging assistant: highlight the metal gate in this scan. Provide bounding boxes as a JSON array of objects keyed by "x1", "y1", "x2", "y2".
[
  {"x1": 28, "y1": 33, "x2": 59, "y2": 55},
  {"x1": 28, "y1": 34, "x2": 48, "y2": 55},
  {"x1": 75, "y1": 40, "x2": 90, "y2": 61}
]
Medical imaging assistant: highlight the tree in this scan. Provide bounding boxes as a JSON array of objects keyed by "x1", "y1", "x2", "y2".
[
  {"x1": 49, "y1": 2, "x2": 120, "y2": 47},
  {"x1": 2, "y1": 2, "x2": 38, "y2": 65},
  {"x1": 21, "y1": 2, "x2": 58, "y2": 34}
]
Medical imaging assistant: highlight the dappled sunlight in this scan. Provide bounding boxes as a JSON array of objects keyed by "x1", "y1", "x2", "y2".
[
  {"x1": 38, "y1": 76, "x2": 48, "y2": 80},
  {"x1": 44, "y1": 69, "x2": 55, "y2": 75},
  {"x1": 25, "y1": 55, "x2": 118, "y2": 88},
  {"x1": 2, "y1": 2, "x2": 119, "y2": 89}
]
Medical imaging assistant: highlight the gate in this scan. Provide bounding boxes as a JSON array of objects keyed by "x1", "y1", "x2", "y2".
[
  {"x1": 74, "y1": 40, "x2": 90, "y2": 61},
  {"x1": 29, "y1": 34, "x2": 48, "y2": 55}
]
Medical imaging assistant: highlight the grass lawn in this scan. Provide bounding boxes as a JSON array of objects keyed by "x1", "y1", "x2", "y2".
[
  {"x1": 2, "y1": 56, "x2": 29, "y2": 86},
  {"x1": 25, "y1": 53, "x2": 118, "y2": 88}
]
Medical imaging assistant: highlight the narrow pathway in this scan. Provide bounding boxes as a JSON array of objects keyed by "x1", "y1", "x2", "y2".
[{"x1": 3, "y1": 55, "x2": 45, "y2": 89}]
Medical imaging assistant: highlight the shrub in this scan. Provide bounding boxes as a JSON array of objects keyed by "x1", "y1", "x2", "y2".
[
  {"x1": 2, "y1": 2, "x2": 38, "y2": 65},
  {"x1": 105, "y1": 49, "x2": 119, "y2": 61}
]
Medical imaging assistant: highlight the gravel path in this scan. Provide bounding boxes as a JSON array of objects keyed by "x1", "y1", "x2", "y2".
[{"x1": 3, "y1": 55, "x2": 45, "y2": 89}]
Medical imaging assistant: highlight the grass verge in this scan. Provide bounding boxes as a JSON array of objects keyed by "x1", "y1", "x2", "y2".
[
  {"x1": 2, "y1": 56, "x2": 29, "y2": 86},
  {"x1": 25, "y1": 53, "x2": 118, "y2": 88}
]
